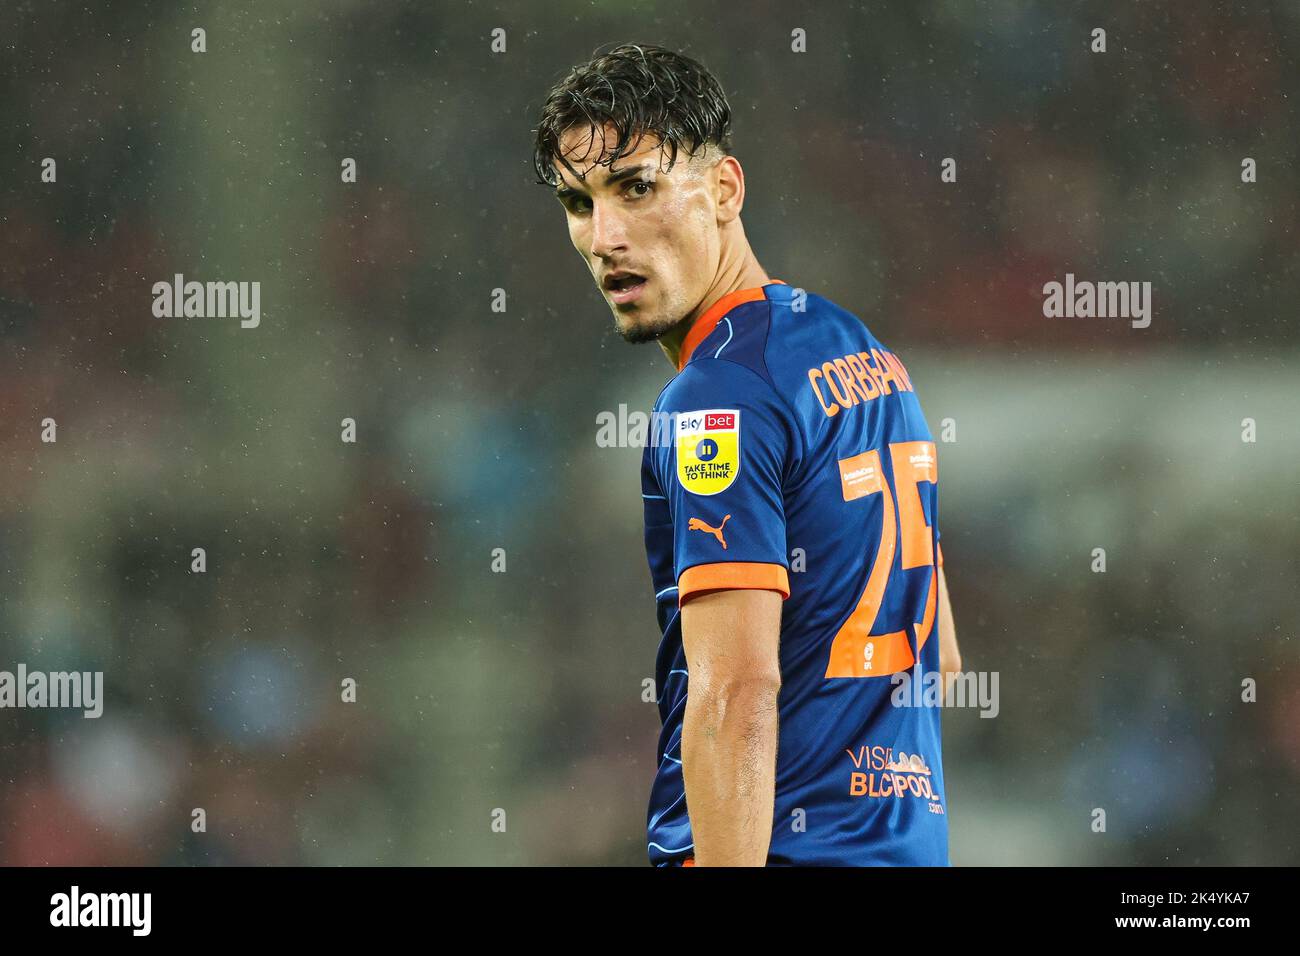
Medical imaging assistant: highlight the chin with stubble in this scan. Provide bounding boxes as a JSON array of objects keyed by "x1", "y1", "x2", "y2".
[{"x1": 615, "y1": 307, "x2": 689, "y2": 345}]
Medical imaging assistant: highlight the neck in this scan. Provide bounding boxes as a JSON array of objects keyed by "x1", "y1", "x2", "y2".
[{"x1": 658, "y1": 246, "x2": 770, "y2": 369}]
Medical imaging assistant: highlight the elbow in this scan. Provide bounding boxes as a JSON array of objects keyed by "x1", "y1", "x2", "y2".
[{"x1": 692, "y1": 670, "x2": 783, "y2": 709}]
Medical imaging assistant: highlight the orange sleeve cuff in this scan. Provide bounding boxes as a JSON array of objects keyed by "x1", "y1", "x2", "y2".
[{"x1": 678, "y1": 562, "x2": 791, "y2": 607}]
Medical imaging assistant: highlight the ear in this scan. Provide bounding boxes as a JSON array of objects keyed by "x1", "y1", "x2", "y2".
[{"x1": 714, "y1": 155, "x2": 745, "y2": 224}]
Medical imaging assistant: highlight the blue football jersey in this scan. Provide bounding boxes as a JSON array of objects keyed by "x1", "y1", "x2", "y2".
[{"x1": 642, "y1": 280, "x2": 949, "y2": 866}]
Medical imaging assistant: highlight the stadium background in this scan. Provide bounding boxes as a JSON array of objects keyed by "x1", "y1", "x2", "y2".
[{"x1": 0, "y1": 1, "x2": 1296, "y2": 865}]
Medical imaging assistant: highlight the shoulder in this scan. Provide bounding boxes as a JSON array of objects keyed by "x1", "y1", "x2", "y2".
[
  {"x1": 694, "y1": 284, "x2": 884, "y2": 375},
  {"x1": 689, "y1": 293, "x2": 780, "y2": 382},
  {"x1": 657, "y1": 357, "x2": 783, "y2": 418}
]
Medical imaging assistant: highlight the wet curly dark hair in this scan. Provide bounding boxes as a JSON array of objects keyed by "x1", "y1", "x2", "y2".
[{"x1": 531, "y1": 43, "x2": 734, "y2": 189}]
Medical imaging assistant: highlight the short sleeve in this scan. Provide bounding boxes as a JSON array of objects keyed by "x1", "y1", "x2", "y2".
[{"x1": 653, "y1": 359, "x2": 793, "y2": 607}]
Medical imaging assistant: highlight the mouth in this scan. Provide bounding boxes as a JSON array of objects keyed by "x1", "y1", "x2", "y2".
[{"x1": 603, "y1": 271, "x2": 649, "y2": 305}]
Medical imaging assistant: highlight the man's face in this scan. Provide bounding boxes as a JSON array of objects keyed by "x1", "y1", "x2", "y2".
[{"x1": 553, "y1": 122, "x2": 721, "y2": 344}]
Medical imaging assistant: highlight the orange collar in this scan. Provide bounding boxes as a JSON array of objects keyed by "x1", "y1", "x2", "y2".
[{"x1": 676, "y1": 280, "x2": 786, "y2": 372}]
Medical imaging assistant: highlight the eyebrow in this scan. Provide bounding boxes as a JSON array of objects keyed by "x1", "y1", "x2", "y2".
[{"x1": 555, "y1": 162, "x2": 655, "y2": 200}]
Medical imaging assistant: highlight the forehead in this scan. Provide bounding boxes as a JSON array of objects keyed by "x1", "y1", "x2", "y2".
[{"x1": 555, "y1": 122, "x2": 670, "y2": 186}]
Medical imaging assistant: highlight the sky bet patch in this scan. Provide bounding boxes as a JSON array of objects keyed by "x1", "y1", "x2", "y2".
[{"x1": 675, "y1": 409, "x2": 740, "y2": 495}]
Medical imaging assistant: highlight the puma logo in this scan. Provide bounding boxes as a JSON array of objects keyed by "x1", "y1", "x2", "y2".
[{"x1": 688, "y1": 514, "x2": 731, "y2": 549}]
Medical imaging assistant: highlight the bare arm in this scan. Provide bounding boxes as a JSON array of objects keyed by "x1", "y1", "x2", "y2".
[
  {"x1": 937, "y1": 563, "x2": 962, "y2": 682},
  {"x1": 679, "y1": 587, "x2": 783, "y2": 867}
]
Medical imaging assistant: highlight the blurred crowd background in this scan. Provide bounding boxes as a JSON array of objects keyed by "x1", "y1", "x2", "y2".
[{"x1": 0, "y1": 0, "x2": 1296, "y2": 865}]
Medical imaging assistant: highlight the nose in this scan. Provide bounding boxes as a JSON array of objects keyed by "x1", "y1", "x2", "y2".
[{"x1": 589, "y1": 197, "x2": 627, "y2": 261}]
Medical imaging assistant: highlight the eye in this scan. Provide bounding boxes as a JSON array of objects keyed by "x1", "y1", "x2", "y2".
[{"x1": 626, "y1": 180, "x2": 654, "y2": 198}]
